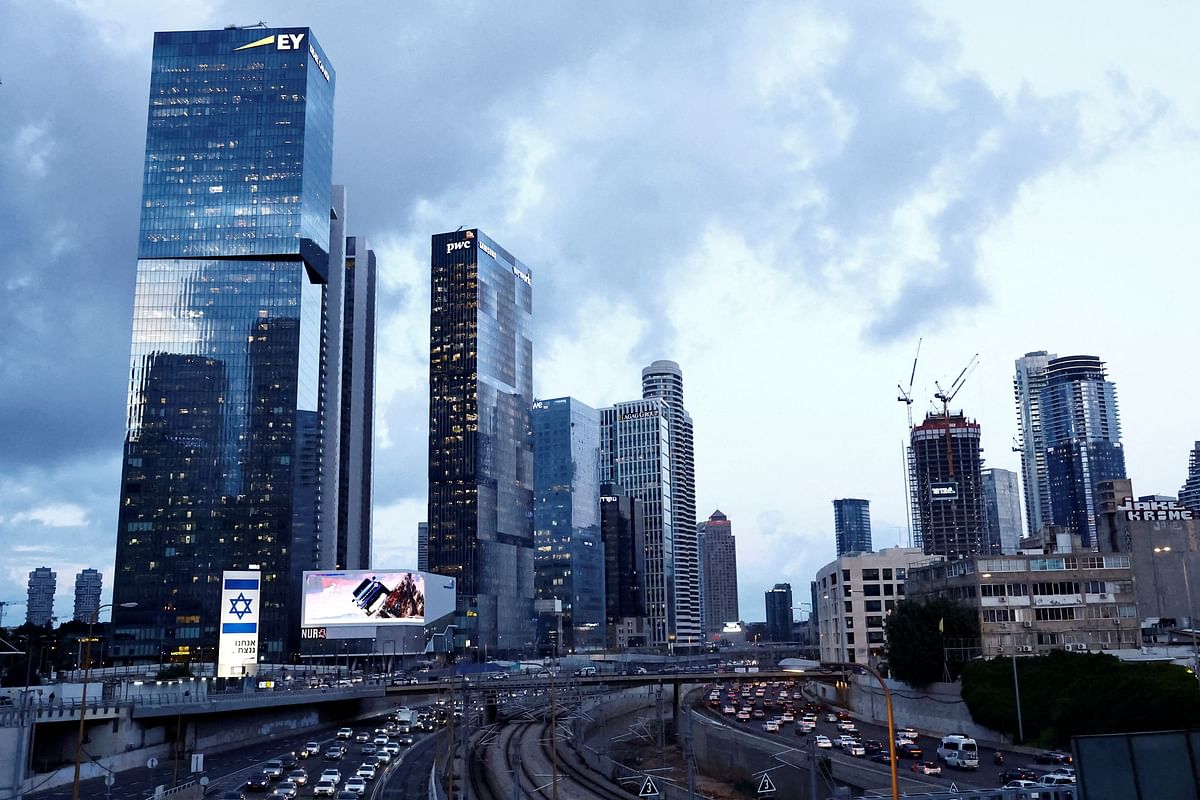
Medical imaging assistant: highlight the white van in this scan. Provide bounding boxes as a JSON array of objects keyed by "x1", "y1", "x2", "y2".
[{"x1": 936, "y1": 735, "x2": 979, "y2": 769}]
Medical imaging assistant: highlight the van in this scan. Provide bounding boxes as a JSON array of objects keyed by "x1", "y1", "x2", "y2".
[
  {"x1": 937, "y1": 735, "x2": 979, "y2": 769},
  {"x1": 576, "y1": 666, "x2": 597, "y2": 677}
]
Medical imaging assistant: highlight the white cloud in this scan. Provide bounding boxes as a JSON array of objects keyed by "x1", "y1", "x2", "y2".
[
  {"x1": 11, "y1": 503, "x2": 89, "y2": 527},
  {"x1": 10, "y1": 123, "x2": 54, "y2": 178}
]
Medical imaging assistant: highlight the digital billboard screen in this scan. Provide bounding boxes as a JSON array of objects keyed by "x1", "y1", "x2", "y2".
[{"x1": 302, "y1": 570, "x2": 455, "y2": 627}]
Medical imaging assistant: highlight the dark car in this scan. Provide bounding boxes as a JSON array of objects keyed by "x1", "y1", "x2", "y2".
[
  {"x1": 218, "y1": 792, "x2": 246, "y2": 800},
  {"x1": 279, "y1": 754, "x2": 299, "y2": 770},
  {"x1": 244, "y1": 776, "x2": 273, "y2": 792},
  {"x1": 999, "y1": 768, "x2": 1040, "y2": 784},
  {"x1": 1035, "y1": 751, "x2": 1073, "y2": 765},
  {"x1": 897, "y1": 743, "x2": 923, "y2": 760},
  {"x1": 863, "y1": 740, "x2": 884, "y2": 754},
  {"x1": 870, "y1": 753, "x2": 892, "y2": 765}
]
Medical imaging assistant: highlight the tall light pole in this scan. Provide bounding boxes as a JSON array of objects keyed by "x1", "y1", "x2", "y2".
[
  {"x1": 73, "y1": 602, "x2": 137, "y2": 800},
  {"x1": 831, "y1": 660, "x2": 898, "y2": 800},
  {"x1": 1154, "y1": 546, "x2": 1200, "y2": 686}
]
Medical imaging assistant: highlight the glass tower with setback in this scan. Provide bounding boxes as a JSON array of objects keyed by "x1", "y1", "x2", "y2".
[
  {"x1": 427, "y1": 229, "x2": 535, "y2": 655},
  {"x1": 111, "y1": 27, "x2": 339, "y2": 663},
  {"x1": 833, "y1": 498, "x2": 873, "y2": 556}
]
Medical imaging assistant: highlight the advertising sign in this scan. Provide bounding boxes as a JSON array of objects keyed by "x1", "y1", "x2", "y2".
[
  {"x1": 302, "y1": 570, "x2": 456, "y2": 627},
  {"x1": 217, "y1": 570, "x2": 260, "y2": 678},
  {"x1": 930, "y1": 481, "x2": 959, "y2": 501}
]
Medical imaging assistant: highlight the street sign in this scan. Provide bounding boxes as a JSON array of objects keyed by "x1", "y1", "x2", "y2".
[
  {"x1": 191, "y1": 753, "x2": 204, "y2": 773},
  {"x1": 757, "y1": 774, "x2": 777, "y2": 794},
  {"x1": 104, "y1": 774, "x2": 115, "y2": 787},
  {"x1": 146, "y1": 758, "x2": 158, "y2": 769},
  {"x1": 199, "y1": 778, "x2": 210, "y2": 787},
  {"x1": 639, "y1": 776, "x2": 660, "y2": 797},
  {"x1": 950, "y1": 782, "x2": 959, "y2": 792}
]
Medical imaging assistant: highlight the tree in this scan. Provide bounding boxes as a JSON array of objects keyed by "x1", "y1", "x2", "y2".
[{"x1": 884, "y1": 597, "x2": 979, "y2": 687}]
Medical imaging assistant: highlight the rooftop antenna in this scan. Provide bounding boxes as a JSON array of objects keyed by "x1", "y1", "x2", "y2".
[{"x1": 224, "y1": 21, "x2": 268, "y2": 29}]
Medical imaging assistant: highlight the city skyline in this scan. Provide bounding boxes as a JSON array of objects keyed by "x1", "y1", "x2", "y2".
[{"x1": 3, "y1": 4, "x2": 1200, "y2": 623}]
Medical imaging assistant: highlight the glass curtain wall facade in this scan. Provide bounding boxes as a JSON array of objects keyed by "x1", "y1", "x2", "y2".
[
  {"x1": 833, "y1": 498, "x2": 873, "y2": 555},
  {"x1": 642, "y1": 361, "x2": 702, "y2": 649},
  {"x1": 1013, "y1": 351, "x2": 1056, "y2": 537},
  {"x1": 73, "y1": 569, "x2": 103, "y2": 623},
  {"x1": 112, "y1": 28, "x2": 337, "y2": 663},
  {"x1": 1041, "y1": 355, "x2": 1126, "y2": 549},
  {"x1": 1181, "y1": 442, "x2": 1200, "y2": 512},
  {"x1": 910, "y1": 412, "x2": 987, "y2": 561},
  {"x1": 599, "y1": 399, "x2": 674, "y2": 647},
  {"x1": 427, "y1": 229, "x2": 535, "y2": 655},
  {"x1": 600, "y1": 484, "x2": 647, "y2": 647},
  {"x1": 981, "y1": 467, "x2": 1023, "y2": 554},
  {"x1": 532, "y1": 398, "x2": 605, "y2": 653},
  {"x1": 765, "y1": 583, "x2": 793, "y2": 643},
  {"x1": 26, "y1": 568, "x2": 56, "y2": 627}
]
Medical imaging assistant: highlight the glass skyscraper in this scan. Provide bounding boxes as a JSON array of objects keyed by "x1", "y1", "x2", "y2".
[
  {"x1": 764, "y1": 583, "x2": 793, "y2": 643},
  {"x1": 26, "y1": 567, "x2": 56, "y2": 627},
  {"x1": 1013, "y1": 351, "x2": 1056, "y2": 537},
  {"x1": 427, "y1": 229, "x2": 535, "y2": 655},
  {"x1": 697, "y1": 509, "x2": 738, "y2": 636},
  {"x1": 833, "y1": 498, "x2": 873, "y2": 555},
  {"x1": 600, "y1": 484, "x2": 647, "y2": 648},
  {"x1": 532, "y1": 397, "x2": 605, "y2": 653},
  {"x1": 980, "y1": 467, "x2": 1023, "y2": 554},
  {"x1": 111, "y1": 28, "x2": 343, "y2": 663},
  {"x1": 1041, "y1": 355, "x2": 1125, "y2": 548}
]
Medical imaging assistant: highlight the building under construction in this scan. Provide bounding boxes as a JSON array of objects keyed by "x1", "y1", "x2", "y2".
[{"x1": 910, "y1": 412, "x2": 987, "y2": 561}]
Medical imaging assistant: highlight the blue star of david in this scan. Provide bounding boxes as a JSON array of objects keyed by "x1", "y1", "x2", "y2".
[{"x1": 229, "y1": 593, "x2": 253, "y2": 619}]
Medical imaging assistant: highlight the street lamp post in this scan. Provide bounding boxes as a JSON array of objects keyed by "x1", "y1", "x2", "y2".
[
  {"x1": 73, "y1": 602, "x2": 137, "y2": 800},
  {"x1": 830, "y1": 660, "x2": 898, "y2": 800}
]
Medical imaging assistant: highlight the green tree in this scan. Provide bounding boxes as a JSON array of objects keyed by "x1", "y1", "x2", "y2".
[{"x1": 884, "y1": 597, "x2": 979, "y2": 687}]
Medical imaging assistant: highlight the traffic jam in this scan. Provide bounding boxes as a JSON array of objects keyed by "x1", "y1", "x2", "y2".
[{"x1": 702, "y1": 679, "x2": 1076, "y2": 791}]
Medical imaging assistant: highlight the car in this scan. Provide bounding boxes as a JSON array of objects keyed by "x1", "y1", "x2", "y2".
[
  {"x1": 324, "y1": 748, "x2": 344, "y2": 761},
  {"x1": 270, "y1": 782, "x2": 298, "y2": 799},
  {"x1": 303, "y1": 742, "x2": 321, "y2": 758},
  {"x1": 262, "y1": 760, "x2": 284, "y2": 779},
  {"x1": 1046, "y1": 767, "x2": 1076, "y2": 779},
  {"x1": 736, "y1": 710, "x2": 750, "y2": 722},
  {"x1": 383, "y1": 742, "x2": 400, "y2": 755},
  {"x1": 313, "y1": 783, "x2": 337, "y2": 799},
  {"x1": 794, "y1": 725, "x2": 810, "y2": 736},
  {"x1": 722, "y1": 705, "x2": 736, "y2": 715},
  {"x1": 287, "y1": 770, "x2": 308, "y2": 787},
  {"x1": 780, "y1": 711, "x2": 795, "y2": 723},
  {"x1": 837, "y1": 721, "x2": 857, "y2": 733},
  {"x1": 397, "y1": 734, "x2": 415, "y2": 746},
  {"x1": 336, "y1": 792, "x2": 359, "y2": 800},
  {"x1": 1039, "y1": 774, "x2": 1076, "y2": 786},
  {"x1": 336, "y1": 728, "x2": 353, "y2": 740},
  {"x1": 815, "y1": 735, "x2": 833, "y2": 749},
  {"x1": 279, "y1": 754, "x2": 299, "y2": 770},
  {"x1": 897, "y1": 726, "x2": 919, "y2": 740},
  {"x1": 361, "y1": 744, "x2": 377, "y2": 755},
  {"x1": 898, "y1": 743, "x2": 924, "y2": 760},
  {"x1": 1003, "y1": 780, "x2": 1043, "y2": 790},
  {"x1": 244, "y1": 776, "x2": 273, "y2": 792},
  {"x1": 343, "y1": 777, "x2": 367, "y2": 796},
  {"x1": 999, "y1": 768, "x2": 1040, "y2": 784},
  {"x1": 762, "y1": 720, "x2": 780, "y2": 733},
  {"x1": 863, "y1": 740, "x2": 883, "y2": 755},
  {"x1": 373, "y1": 736, "x2": 388, "y2": 746},
  {"x1": 1035, "y1": 751, "x2": 1072, "y2": 765},
  {"x1": 217, "y1": 792, "x2": 246, "y2": 800},
  {"x1": 825, "y1": 712, "x2": 839, "y2": 723},
  {"x1": 911, "y1": 761, "x2": 942, "y2": 776},
  {"x1": 751, "y1": 709, "x2": 766, "y2": 719},
  {"x1": 356, "y1": 764, "x2": 377, "y2": 780},
  {"x1": 374, "y1": 752, "x2": 392, "y2": 765},
  {"x1": 354, "y1": 731, "x2": 370, "y2": 743},
  {"x1": 870, "y1": 753, "x2": 892, "y2": 765},
  {"x1": 844, "y1": 743, "x2": 866, "y2": 758},
  {"x1": 319, "y1": 769, "x2": 342, "y2": 785}
]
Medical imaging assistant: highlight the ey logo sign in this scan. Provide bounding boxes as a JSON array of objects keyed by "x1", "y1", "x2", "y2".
[{"x1": 233, "y1": 32, "x2": 306, "y2": 52}]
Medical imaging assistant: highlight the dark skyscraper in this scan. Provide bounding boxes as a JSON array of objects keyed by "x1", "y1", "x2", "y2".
[
  {"x1": 73, "y1": 569, "x2": 103, "y2": 624},
  {"x1": 532, "y1": 397, "x2": 605, "y2": 652},
  {"x1": 910, "y1": 411, "x2": 986, "y2": 560},
  {"x1": 427, "y1": 229, "x2": 535, "y2": 655},
  {"x1": 26, "y1": 567, "x2": 56, "y2": 627},
  {"x1": 1181, "y1": 442, "x2": 1200, "y2": 512},
  {"x1": 111, "y1": 27, "x2": 342, "y2": 663},
  {"x1": 833, "y1": 498, "x2": 872, "y2": 555},
  {"x1": 600, "y1": 484, "x2": 647, "y2": 648},
  {"x1": 697, "y1": 509, "x2": 738, "y2": 636},
  {"x1": 765, "y1": 583, "x2": 793, "y2": 643},
  {"x1": 1041, "y1": 355, "x2": 1126, "y2": 548}
]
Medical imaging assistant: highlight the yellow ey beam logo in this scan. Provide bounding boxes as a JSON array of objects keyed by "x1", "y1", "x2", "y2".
[{"x1": 233, "y1": 32, "x2": 306, "y2": 52}]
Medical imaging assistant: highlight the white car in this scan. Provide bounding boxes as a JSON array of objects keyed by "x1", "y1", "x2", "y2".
[
  {"x1": 762, "y1": 720, "x2": 780, "y2": 733},
  {"x1": 356, "y1": 764, "x2": 376, "y2": 780},
  {"x1": 373, "y1": 736, "x2": 388, "y2": 746},
  {"x1": 837, "y1": 721, "x2": 857, "y2": 733},
  {"x1": 825, "y1": 713, "x2": 839, "y2": 723},
  {"x1": 319, "y1": 769, "x2": 341, "y2": 785},
  {"x1": 270, "y1": 783, "x2": 297, "y2": 800},
  {"x1": 815, "y1": 735, "x2": 833, "y2": 749},
  {"x1": 844, "y1": 743, "x2": 866, "y2": 758},
  {"x1": 313, "y1": 781, "x2": 337, "y2": 798},
  {"x1": 383, "y1": 742, "x2": 400, "y2": 755},
  {"x1": 781, "y1": 711, "x2": 795, "y2": 723},
  {"x1": 343, "y1": 777, "x2": 367, "y2": 796},
  {"x1": 336, "y1": 728, "x2": 353, "y2": 740}
]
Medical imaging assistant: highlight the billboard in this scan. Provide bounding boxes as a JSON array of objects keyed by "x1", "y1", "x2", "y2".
[
  {"x1": 217, "y1": 570, "x2": 260, "y2": 678},
  {"x1": 930, "y1": 481, "x2": 959, "y2": 501},
  {"x1": 302, "y1": 570, "x2": 456, "y2": 627}
]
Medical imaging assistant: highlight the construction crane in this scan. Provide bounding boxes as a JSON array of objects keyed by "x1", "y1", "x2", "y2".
[
  {"x1": 896, "y1": 339, "x2": 923, "y2": 548},
  {"x1": 0, "y1": 600, "x2": 26, "y2": 629},
  {"x1": 933, "y1": 353, "x2": 979, "y2": 477}
]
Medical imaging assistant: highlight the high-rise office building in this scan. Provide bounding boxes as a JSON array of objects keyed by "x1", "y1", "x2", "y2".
[
  {"x1": 910, "y1": 411, "x2": 986, "y2": 560},
  {"x1": 73, "y1": 569, "x2": 103, "y2": 623},
  {"x1": 532, "y1": 397, "x2": 605, "y2": 652},
  {"x1": 417, "y1": 522, "x2": 429, "y2": 572},
  {"x1": 981, "y1": 467, "x2": 1023, "y2": 554},
  {"x1": 600, "y1": 484, "x2": 647, "y2": 648},
  {"x1": 600, "y1": 399, "x2": 674, "y2": 646},
  {"x1": 833, "y1": 498, "x2": 873, "y2": 555},
  {"x1": 642, "y1": 360, "x2": 702, "y2": 650},
  {"x1": 1179, "y1": 442, "x2": 1200, "y2": 512},
  {"x1": 697, "y1": 509, "x2": 739, "y2": 636},
  {"x1": 764, "y1": 583, "x2": 793, "y2": 643},
  {"x1": 427, "y1": 229, "x2": 535, "y2": 655},
  {"x1": 336, "y1": 236, "x2": 378, "y2": 570},
  {"x1": 111, "y1": 27, "x2": 344, "y2": 663},
  {"x1": 1013, "y1": 351, "x2": 1056, "y2": 537},
  {"x1": 26, "y1": 567, "x2": 56, "y2": 627},
  {"x1": 1041, "y1": 355, "x2": 1126, "y2": 548}
]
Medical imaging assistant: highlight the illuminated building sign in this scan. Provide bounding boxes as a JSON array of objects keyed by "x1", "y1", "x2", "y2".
[
  {"x1": 930, "y1": 481, "x2": 958, "y2": 501},
  {"x1": 217, "y1": 570, "x2": 260, "y2": 678}
]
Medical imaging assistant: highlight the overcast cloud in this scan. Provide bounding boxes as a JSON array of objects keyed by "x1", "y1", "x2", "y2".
[{"x1": 1, "y1": 1, "x2": 1198, "y2": 624}]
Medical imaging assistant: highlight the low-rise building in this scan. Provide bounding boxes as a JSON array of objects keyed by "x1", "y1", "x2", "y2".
[
  {"x1": 905, "y1": 532, "x2": 1139, "y2": 657},
  {"x1": 815, "y1": 547, "x2": 930, "y2": 664}
]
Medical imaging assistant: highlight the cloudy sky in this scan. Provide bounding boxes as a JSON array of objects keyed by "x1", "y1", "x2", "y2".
[{"x1": 2, "y1": 1, "x2": 1198, "y2": 626}]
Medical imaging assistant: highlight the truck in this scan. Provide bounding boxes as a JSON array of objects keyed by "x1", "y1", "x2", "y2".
[{"x1": 392, "y1": 706, "x2": 418, "y2": 733}]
